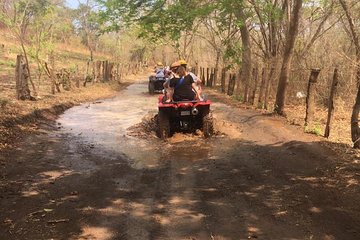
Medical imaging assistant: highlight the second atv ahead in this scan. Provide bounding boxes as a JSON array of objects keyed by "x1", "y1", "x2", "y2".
[
  {"x1": 157, "y1": 95, "x2": 214, "y2": 139},
  {"x1": 148, "y1": 76, "x2": 166, "y2": 94}
]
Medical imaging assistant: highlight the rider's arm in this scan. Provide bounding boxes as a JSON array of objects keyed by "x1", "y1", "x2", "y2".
[{"x1": 163, "y1": 79, "x2": 170, "y2": 88}]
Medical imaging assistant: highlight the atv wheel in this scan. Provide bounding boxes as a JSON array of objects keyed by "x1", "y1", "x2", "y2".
[
  {"x1": 149, "y1": 81, "x2": 155, "y2": 94},
  {"x1": 158, "y1": 111, "x2": 170, "y2": 139},
  {"x1": 202, "y1": 112, "x2": 214, "y2": 138}
]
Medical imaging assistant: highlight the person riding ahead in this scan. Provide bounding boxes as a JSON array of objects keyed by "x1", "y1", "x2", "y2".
[
  {"x1": 154, "y1": 62, "x2": 165, "y2": 78},
  {"x1": 169, "y1": 65, "x2": 200, "y2": 101},
  {"x1": 163, "y1": 61, "x2": 180, "y2": 102},
  {"x1": 178, "y1": 59, "x2": 203, "y2": 101}
]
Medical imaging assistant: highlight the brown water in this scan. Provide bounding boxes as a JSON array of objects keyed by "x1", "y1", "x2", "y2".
[{"x1": 57, "y1": 81, "x2": 239, "y2": 169}]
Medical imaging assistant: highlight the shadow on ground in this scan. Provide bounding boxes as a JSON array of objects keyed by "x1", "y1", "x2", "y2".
[{"x1": 1, "y1": 128, "x2": 360, "y2": 240}]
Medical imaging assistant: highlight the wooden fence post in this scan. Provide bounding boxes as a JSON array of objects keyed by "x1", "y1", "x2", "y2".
[
  {"x1": 324, "y1": 68, "x2": 339, "y2": 138},
  {"x1": 108, "y1": 62, "x2": 114, "y2": 81},
  {"x1": 48, "y1": 53, "x2": 56, "y2": 94},
  {"x1": 116, "y1": 63, "x2": 120, "y2": 82},
  {"x1": 206, "y1": 67, "x2": 210, "y2": 87},
  {"x1": 95, "y1": 61, "x2": 101, "y2": 82},
  {"x1": 305, "y1": 68, "x2": 321, "y2": 126},
  {"x1": 201, "y1": 67, "x2": 205, "y2": 84},
  {"x1": 15, "y1": 55, "x2": 32, "y2": 100},
  {"x1": 221, "y1": 68, "x2": 226, "y2": 93}
]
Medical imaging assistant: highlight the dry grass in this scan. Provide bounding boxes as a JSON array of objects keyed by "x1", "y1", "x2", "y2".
[{"x1": 0, "y1": 27, "x2": 147, "y2": 150}]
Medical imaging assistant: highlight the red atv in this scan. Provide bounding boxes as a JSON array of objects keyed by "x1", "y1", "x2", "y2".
[{"x1": 157, "y1": 95, "x2": 214, "y2": 139}]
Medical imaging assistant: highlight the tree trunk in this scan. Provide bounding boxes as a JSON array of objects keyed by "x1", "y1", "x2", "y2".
[
  {"x1": 264, "y1": 67, "x2": 275, "y2": 110},
  {"x1": 206, "y1": 67, "x2": 210, "y2": 87},
  {"x1": 201, "y1": 67, "x2": 205, "y2": 85},
  {"x1": 324, "y1": 68, "x2": 339, "y2": 138},
  {"x1": 258, "y1": 68, "x2": 266, "y2": 108},
  {"x1": 250, "y1": 67, "x2": 259, "y2": 105},
  {"x1": 15, "y1": 55, "x2": 32, "y2": 100},
  {"x1": 351, "y1": 66, "x2": 360, "y2": 148},
  {"x1": 227, "y1": 74, "x2": 236, "y2": 96},
  {"x1": 236, "y1": 8, "x2": 252, "y2": 100},
  {"x1": 221, "y1": 68, "x2": 226, "y2": 93},
  {"x1": 20, "y1": 39, "x2": 37, "y2": 97},
  {"x1": 305, "y1": 69, "x2": 321, "y2": 127},
  {"x1": 48, "y1": 52, "x2": 61, "y2": 93},
  {"x1": 214, "y1": 51, "x2": 221, "y2": 86},
  {"x1": 339, "y1": 0, "x2": 360, "y2": 148},
  {"x1": 274, "y1": 0, "x2": 303, "y2": 115},
  {"x1": 209, "y1": 71, "x2": 214, "y2": 88}
]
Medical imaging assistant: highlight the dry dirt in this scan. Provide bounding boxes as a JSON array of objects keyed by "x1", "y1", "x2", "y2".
[{"x1": 1, "y1": 79, "x2": 360, "y2": 240}]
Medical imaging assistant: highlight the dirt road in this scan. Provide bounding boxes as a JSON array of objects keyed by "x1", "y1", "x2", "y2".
[{"x1": 1, "y1": 79, "x2": 360, "y2": 240}]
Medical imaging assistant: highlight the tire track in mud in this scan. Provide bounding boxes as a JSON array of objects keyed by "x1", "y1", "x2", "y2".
[{"x1": 2, "y1": 81, "x2": 359, "y2": 239}]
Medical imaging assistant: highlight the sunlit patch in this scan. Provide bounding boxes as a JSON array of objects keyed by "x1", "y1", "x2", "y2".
[
  {"x1": 130, "y1": 202, "x2": 148, "y2": 217},
  {"x1": 22, "y1": 189, "x2": 39, "y2": 197},
  {"x1": 173, "y1": 208, "x2": 206, "y2": 221},
  {"x1": 244, "y1": 191, "x2": 258, "y2": 197},
  {"x1": 197, "y1": 167, "x2": 209, "y2": 172},
  {"x1": 40, "y1": 170, "x2": 73, "y2": 179},
  {"x1": 169, "y1": 196, "x2": 184, "y2": 204},
  {"x1": 247, "y1": 226, "x2": 260, "y2": 233},
  {"x1": 61, "y1": 195, "x2": 79, "y2": 202},
  {"x1": 346, "y1": 179, "x2": 358, "y2": 187},
  {"x1": 116, "y1": 187, "x2": 132, "y2": 192},
  {"x1": 253, "y1": 185, "x2": 265, "y2": 191},
  {"x1": 81, "y1": 206, "x2": 95, "y2": 214},
  {"x1": 309, "y1": 207, "x2": 322, "y2": 213},
  {"x1": 198, "y1": 187, "x2": 218, "y2": 192},
  {"x1": 78, "y1": 226, "x2": 114, "y2": 240},
  {"x1": 153, "y1": 214, "x2": 171, "y2": 225},
  {"x1": 291, "y1": 176, "x2": 319, "y2": 182},
  {"x1": 273, "y1": 210, "x2": 288, "y2": 217},
  {"x1": 208, "y1": 201, "x2": 227, "y2": 206},
  {"x1": 112, "y1": 199, "x2": 125, "y2": 205},
  {"x1": 322, "y1": 234, "x2": 336, "y2": 240},
  {"x1": 97, "y1": 206, "x2": 125, "y2": 216}
]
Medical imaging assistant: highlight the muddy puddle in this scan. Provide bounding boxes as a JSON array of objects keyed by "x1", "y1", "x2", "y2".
[{"x1": 57, "y1": 81, "x2": 242, "y2": 169}]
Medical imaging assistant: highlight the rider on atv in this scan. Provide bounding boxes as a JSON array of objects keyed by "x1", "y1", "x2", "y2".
[
  {"x1": 154, "y1": 62, "x2": 165, "y2": 78},
  {"x1": 163, "y1": 60, "x2": 202, "y2": 102},
  {"x1": 178, "y1": 60, "x2": 203, "y2": 101}
]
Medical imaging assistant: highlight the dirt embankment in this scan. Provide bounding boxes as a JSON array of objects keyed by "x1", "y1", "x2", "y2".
[{"x1": 0, "y1": 81, "x2": 132, "y2": 150}]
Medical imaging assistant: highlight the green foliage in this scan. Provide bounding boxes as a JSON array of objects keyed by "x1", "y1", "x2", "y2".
[
  {"x1": 0, "y1": 97, "x2": 10, "y2": 108},
  {"x1": 231, "y1": 95, "x2": 243, "y2": 102},
  {"x1": 0, "y1": 59, "x2": 16, "y2": 68},
  {"x1": 305, "y1": 123, "x2": 323, "y2": 136}
]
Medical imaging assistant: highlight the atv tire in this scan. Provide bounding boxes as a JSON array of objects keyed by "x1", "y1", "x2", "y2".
[
  {"x1": 158, "y1": 111, "x2": 170, "y2": 139},
  {"x1": 149, "y1": 81, "x2": 155, "y2": 94},
  {"x1": 202, "y1": 112, "x2": 214, "y2": 138}
]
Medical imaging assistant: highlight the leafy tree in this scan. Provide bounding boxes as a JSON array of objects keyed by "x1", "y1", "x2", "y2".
[
  {"x1": 74, "y1": 0, "x2": 101, "y2": 61},
  {"x1": 338, "y1": 0, "x2": 360, "y2": 148},
  {"x1": 0, "y1": 0, "x2": 52, "y2": 97}
]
